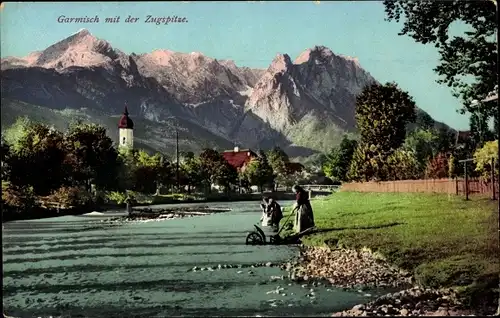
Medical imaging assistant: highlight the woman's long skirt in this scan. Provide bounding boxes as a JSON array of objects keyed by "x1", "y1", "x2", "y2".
[{"x1": 294, "y1": 204, "x2": 315, "y2": 233}]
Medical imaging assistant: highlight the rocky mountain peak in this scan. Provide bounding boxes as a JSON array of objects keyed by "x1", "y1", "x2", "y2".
[
  {"x1": 294, "y1": 45, "x2": 362, "y2": 69},
  {"x1": 294, "y1": 46, "x2": 334, "y2": 65},
  {"x1": 139, "y1": 50, "x2": 217, "y2": 72},
  {"x1": 1, "y1": 32, "x2": 448, "y2": 156},
  {"x1": 71, "y1": 28, "x2": 92, "y2": 38},
  {"x1": 268, "y1": 53, "x2": 293, "y2": 74},
  {"x1": 146, "y1": 49, "x2": 176, "y2": 66},
  {"x1": 219, "y1": 59, "x2": 237, "y2": 69},
  {"x1": 311, "y1": 45, "x2": 334, "y2": 57},
  {"x1": 245, "y1": 45, "x2": 378, "y2": 137},
  {"x1": 31, "y1": 29, "x2": 118, "y2": 70},
  {"x1": 294, "y1": 49, "x2": 312, "y2": 65}
]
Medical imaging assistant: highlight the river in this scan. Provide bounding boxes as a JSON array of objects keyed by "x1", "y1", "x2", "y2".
[{"x1": 3, "y1": 200, "x2": 383, "y2": 317}]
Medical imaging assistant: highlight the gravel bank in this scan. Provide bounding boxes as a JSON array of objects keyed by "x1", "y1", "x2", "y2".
[
  {"x1": 99, "y1": 207, "x2": 232, "y2": 224},
  {"x1": 281, "y1": 245, "x2": 492, "y2": 317},
  {"x1": 283, "y1": 246, "x2": 412, "y2": 289},
  {"x1": 332, "y1": 286, "x2": 477, "y2": 317}
]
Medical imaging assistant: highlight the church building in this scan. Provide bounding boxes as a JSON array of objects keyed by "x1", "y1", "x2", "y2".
[{"x1": 118, "y1": 106, "x2": 134, "y2": 149}]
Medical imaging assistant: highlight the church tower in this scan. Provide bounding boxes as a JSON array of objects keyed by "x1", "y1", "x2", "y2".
[{"x1": 118, "y1": 105, "x2": 134, "y2": 149}]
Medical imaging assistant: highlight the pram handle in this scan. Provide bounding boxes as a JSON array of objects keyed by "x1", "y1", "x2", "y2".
[{"x1": 276, "y1": 206, "x2": 297, "y2": 236}]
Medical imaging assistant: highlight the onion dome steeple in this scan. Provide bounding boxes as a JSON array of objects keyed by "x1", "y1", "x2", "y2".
[{"x1": 118, "y1": 105, "x2": 134, "y2": 129}]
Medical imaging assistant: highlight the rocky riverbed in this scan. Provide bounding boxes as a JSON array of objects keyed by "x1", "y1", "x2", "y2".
[
  {"x1": 332, "y1": 286, "x2": 479, "y2": 317},
  {"x1": 281, "y1": 245, "x2": 492, "y2": 317},
  {"x1": 4, "y1": 201, "x2": 379, "y2": 317},
  {"x1": 91, "y1": 206, "x2": 232, "y2": 224},
  {"x1": 283, "y1": 246, "x2": 413, "y2": 289}
]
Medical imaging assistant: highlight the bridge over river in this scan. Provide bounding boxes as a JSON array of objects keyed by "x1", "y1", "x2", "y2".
[{"x1": 3, "y1": 200, "x2": 385, "y2": 317}]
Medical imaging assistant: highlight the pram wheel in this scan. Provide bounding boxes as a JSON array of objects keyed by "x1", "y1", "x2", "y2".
[
  {"x1": 269, "y1": 235, "x2": 281, "y2": 244},
  {"x1": 246, "y1": 231, "x2": 264, "y2": 245}
]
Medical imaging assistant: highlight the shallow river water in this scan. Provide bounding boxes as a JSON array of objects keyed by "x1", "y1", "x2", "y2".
[{"x1": 3, "y1": 201, "x2": 385, "y2": 317}]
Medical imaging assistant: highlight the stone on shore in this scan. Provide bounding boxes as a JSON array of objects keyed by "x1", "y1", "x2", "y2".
[{"x1": 284, "y1": 245, "x2": 490, "y2": 317}]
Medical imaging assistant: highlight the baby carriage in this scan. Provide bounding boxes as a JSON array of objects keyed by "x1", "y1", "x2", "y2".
[{"x1": 246, "y1": 205, "x2": 294, "y2": 245}]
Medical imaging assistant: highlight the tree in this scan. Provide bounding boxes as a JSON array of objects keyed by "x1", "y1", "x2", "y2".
[
  {"x1": 127, "y1": 150, "x2": 173, "y2": 194},
  {"x1": 63, "y1": 123, "x2": 119, "y2": 191},
  {"x1": 238, "y1": 170, "x2": 251, "y2": 193},
  {"x1": 323, "y1": 135, "x2": 358, "y2": 182},
  {"x1": 384, "y1": 0, "x2": 498, "y2": 122},
  {"x1": 258, "y1": 150, "x2": 275, "y2": 189},
  {"x1": 151, "y1": 153, "x2": 174, "y2": 192},
  {"x1": 115, "y1": 148, "x2": 136, "y2": 191},
  {"x1": 284, "y1": 170, "x2": 309, "y2": 188},
  {"x1": 469, "y1": 112, "x2": 495, "y2": 149},
  {"x1": 308, "y1": 152, "x2": 329, "y2": 171},
  {"x1": 2, "y1": 182, "x2": 38, "y2": 213},
  {"x1": 350, "y1": 82, "x2": 417, "y2": 181},
  {"x1": 181, "y1": 156, "x2": 203, "y2": 194},
  {"x1": 386, "y1": 148, "x2": 421, "y2": 180},
  {"x1": 267, "y1": 147, "x2": 290, "y2": 190},
  {"x1": 435, "y1": 127, "x2": 457, "y2": 154},
  {"x1": 6, "y1": 121, "x2": 67, "y2": 196},
  {"x1": 3, "y1": 117, "x2": 32, "y2": 150},
  {"x1": 448, "y1": 154, "x2": 457, "y2": 178},
  {"x1": 243, "y1": 155, "x2": 274, "y2": 193},
  {"x1": 199, "y1": 148, "x2": 224, "y2": 193},
  {"x1": 213, "y1": 161, "x2": 238, "y2": 194},
  {"x1": 179, "y1": 151, "x2": 194, "y2": 162},
  {"x1": 347, "y1": 143, "x2": 388, "y2": 182},
  {"x1": 473, "y1": 140, "x2": 498, "y2": 179},
  {"x1": 403, "y1": 129, "x2": 439, "y2": 172},
  {"x1": 130, "y1": 151, "x2": 157, "y2": 194},
  {"x1": 356, "y1": 82, "x2": 417, "y2": 153},
  {"x1": 1, "y1": 137, "x2": 11, "y2": 181},
  {"x1": 425, "y1": 153, "x2": 450, "y2": 179},
  {"x1": 198, "y1": 148, "x2": 239, "y2": 193}
]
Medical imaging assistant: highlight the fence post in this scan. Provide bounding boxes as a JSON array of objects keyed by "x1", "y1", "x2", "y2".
[
  {"x1": 455, "y1": 178, "x2": 459, "y2": 195},
  {"x1": 464, "y1": 162, "x2": 469, "y2": 201},
  {"x1": 492, "y1": 158, "x2": 496, "y2": 200}
]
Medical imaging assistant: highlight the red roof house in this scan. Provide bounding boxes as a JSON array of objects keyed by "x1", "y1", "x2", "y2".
[{"x1": 222, "y1": 147, "x2": 257, "y2": 171}]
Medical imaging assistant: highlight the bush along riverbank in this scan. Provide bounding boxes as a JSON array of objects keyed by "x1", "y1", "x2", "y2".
[{"x1": 279, "y1": 192, "x2": 499, "y2": 316}]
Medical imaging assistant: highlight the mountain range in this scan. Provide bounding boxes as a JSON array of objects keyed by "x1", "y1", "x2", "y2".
[{"x1": 0, "y1": 29, "x2": 449, "y2": 160}]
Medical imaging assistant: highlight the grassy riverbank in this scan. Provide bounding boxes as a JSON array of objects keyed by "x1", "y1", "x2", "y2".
[{"x1": 282, "y1": 192, "x2": 499, "y2": 309}]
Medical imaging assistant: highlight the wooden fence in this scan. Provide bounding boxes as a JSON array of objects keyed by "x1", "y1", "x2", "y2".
[
  {"x1": 341, "y1": 178, "x2": 498, "y2": 199},
  {"x1": 300, "y1": 184, "x2": 340, "y2": 192}
]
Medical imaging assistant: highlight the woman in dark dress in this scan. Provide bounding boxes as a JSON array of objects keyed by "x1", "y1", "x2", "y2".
[
  {"x1": 292, "y1": 185, "x2": 315, "y2": 233},
  {"x1": 267, "y1": 197, "x2": 283, "y2": 228}
]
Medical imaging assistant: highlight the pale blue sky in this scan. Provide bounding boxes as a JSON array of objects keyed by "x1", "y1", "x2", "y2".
[{"x1": 1, "y1": 1, "x2": 470, "y2": 130}]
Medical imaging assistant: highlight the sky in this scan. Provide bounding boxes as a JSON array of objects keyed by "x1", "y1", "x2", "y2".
[{"x1": 0, "y1": 1, "x2": 472, "y2": 130}]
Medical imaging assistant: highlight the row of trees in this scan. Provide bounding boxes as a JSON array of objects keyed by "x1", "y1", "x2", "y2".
[
  {"x1": 320, "y1": 0, "x2": 499, "y2": 183},
  {"x1": 1, "y1": 117, "x2": 310, "y2": 210},
  {"x1": 319, "y1": 1, "x2": 499, "y2": 184},
  {"x1": 321, "y1": 82, "x2": 498, "y2": 183},
  {"x1": 122, "y1": 146, "x2": 308, "y2": 195}
]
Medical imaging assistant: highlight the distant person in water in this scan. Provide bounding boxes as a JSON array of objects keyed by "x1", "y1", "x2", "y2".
[
  {"x1": 292, "y1": 185, "x2": 315, "y2": 233},
  {"x1": 125, "y1": 195, "x2": 134, "y2": 216}
]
